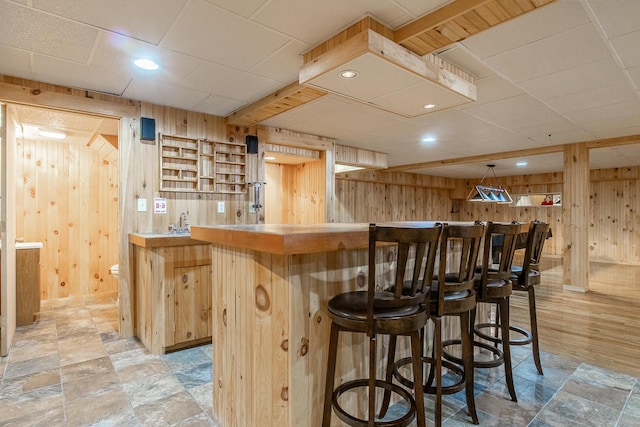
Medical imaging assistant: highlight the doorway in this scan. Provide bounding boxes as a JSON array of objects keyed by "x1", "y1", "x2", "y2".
[{"x1": 10, "y1": 104, "x2": 119, "y2": 309}]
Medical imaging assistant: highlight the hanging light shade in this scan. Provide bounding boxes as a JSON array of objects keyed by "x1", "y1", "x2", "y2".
[{"x1": 466, "y1": 165, "x2": 513, "y2": 204}]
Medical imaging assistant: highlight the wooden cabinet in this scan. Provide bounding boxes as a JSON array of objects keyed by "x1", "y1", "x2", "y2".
[
  {"x1": 0, "y1": 245, "x2": 41, "y2": 327},
  {"x1": 159, "y1": 134, "x2": 246, "y2": 193},
  {"x1": 131, "y1": 240, "x2": 212, "y2": 354}
]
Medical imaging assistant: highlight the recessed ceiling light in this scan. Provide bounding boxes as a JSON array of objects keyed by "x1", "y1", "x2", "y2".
[
  {"x1": 134, "y1": 58, "x2": 159, "y2": 71},
  {"x1": 423, "y1": 103, "x2": 437, "y2": 110},
  {"x1": 516, "y1": 161, "x2": 527, "y2": 167},
  {"x1": 39, "y1": 130, "x2": 66, "y2": 139},
  {"x1": 422, "y1": 136, "x2": 437, "y2": 143},
  {"x1": 339, "y1": 69, "x2": 358, "y2": 79},
  {"x1": 265, "y1": 156, "x2": 276, "y2": 161}
]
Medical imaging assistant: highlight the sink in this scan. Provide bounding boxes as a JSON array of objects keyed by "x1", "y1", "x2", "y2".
[{"x1": 166, "y1": 231, "x2": 191, "y2": 236}]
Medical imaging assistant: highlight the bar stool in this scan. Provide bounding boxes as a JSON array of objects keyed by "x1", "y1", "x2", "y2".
[
  {"x1": 322, "y1": 223, "x2": 442, "y2": 427},
  {"x1": 380, "y1": 222, "x2": 485, "y2": 427},
  {"x1": 443, "y1": 221, "x2": 521, "y2": 402},
  {"x1": 507, "y1": 220, "x2": 550, "y2": 375}
]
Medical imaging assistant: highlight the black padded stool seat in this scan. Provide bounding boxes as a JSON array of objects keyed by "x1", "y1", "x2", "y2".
[{"x1": 322, "y1": 223, "x2": 443, "y2": 427}]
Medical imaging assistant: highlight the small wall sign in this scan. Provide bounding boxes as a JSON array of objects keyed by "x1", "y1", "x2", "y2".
[{"x1": 154, "y1": 197, "x2": 167, "y2": 214}]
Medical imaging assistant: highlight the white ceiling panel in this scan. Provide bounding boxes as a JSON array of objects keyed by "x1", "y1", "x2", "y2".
[
  {"x1": 484, "y1": 25, "x2": 611, "y2": 84},
  {"x1": 33, "y1": 55, "x2": 131, "y2": 96},
  {"x1": 0, "y1": 46, "x2": 33, "y2": 80},
  {"x1": 471, "y1": 75, "x2": 525, "y2": 105},
  {"x1": 586, "y1": 0, "x2": 640, "y2": 39},
  {"x1": 393, "y1": 0, "x2": 451, "y2": 19},
  {"x1": 519, "y1": 59, "x2": 626, "y2": 100},
  {"x1": 161, "y1": 0, "x2": 289, "y2": 71},
  {"x1": 250, "y1": 40, "x2": 308, "y2": 83},
  {"x1": 91, "y1": 32, "x2": 202, "y2": 85},
  {"x1": 192, "y1": 95, "x2": 247, "y2": 117},
  {"x1": 462, "y1": 94, "x2": 549, "y2": 123},
  {"x1": 202, "y1": 0, "x2": 270, "y2": 18},
  {"x1": 628, "y1": 66, "x2": 640, "y2": 89},
  {"x1": 437, "y1": 45, "x2": 495, "y2": 79},
  {"x1": 0, "y1": 1, "x2": 98, "y2": 63},
  {"x1": 544, "y1": 82, "x2": 636, "y2": 114},
  {"x1": 181, "y1": 62, "x2": 281, "y2": 102},
  {"x1": 122, "y1": 79, "x2": 209, "y2": 111},
  {"x1": 460, "y1": 1, "x2": 590, "y2": 60},
  {"x1": 563, "y1": 99, "x2": 640, "y2": 126},
  {"x1": 31, "y1": 0, "x2": 187, "y2": 44},
  {"x1": 611, "y1": 30, "x2": 640, "y2": 69}
]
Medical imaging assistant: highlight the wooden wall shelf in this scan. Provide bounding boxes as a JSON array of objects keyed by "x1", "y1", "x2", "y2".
[{"x1": 159, "y1": 134, "x2": 246, "y2": 194}]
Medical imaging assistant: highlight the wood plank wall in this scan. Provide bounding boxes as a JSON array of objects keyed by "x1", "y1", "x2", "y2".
[
  {"x1": 336, "y1": 167, "x2": 640, "y2": 265},
  {"x1": 265, "y1": 156, "x2": 326, "y2": 224},
  {"x1": 15, "y1": 135, "x2": 119, "y2": 300}
]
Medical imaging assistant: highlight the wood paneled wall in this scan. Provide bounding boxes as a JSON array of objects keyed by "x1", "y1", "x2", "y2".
[
  {"x1": 15, "y1": 135, "x2": 119, "y2": 300},
  {"x1": 265, "y1": 156, "x2": 326, "y2": 224},
  {"x1": 336, "y1": 167, "x2": 640, "y2": 265}
]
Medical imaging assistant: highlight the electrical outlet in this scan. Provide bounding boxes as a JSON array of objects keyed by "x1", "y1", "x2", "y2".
[
  {"x1": 137, "y1": 198, "x2": 147, "y2": 212},
  {"x1": 217, "y1": 201, "x2": 225, "y2": 213}
]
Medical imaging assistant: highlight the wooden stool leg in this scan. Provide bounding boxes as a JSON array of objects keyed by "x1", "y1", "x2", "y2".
[
  {"x1": 460, "y1": 312, "x2": 479, "y2": 424},
  {"x1": 499, "y1": 297, "x2": 517, "y2": 402},
  {"x1": 322, "y1": 322, "x2": 340, "y2": 427},
  {"x1": 528, "y1": 286, "x2": 544, "y2": 375},
  {"x1": 378, "y1": 335, "x2": 397, "y2": 417},
  {"x1": 368, "y1": 334, "x2": 377, "y2": 427},
  {"x1": 433, "y1": 317, "x2": 443, "y2": 427},
  {"x1": 410, "y1": 330, "x2": 426, "y2": 427}
]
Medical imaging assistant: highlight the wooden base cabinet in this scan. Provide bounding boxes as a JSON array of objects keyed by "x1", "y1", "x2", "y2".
[{"x1": 132, "y1": 243, "x2": 212, "y2": 354}]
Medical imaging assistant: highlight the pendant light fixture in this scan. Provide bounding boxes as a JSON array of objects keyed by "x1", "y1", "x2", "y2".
[{"x1": 466, "y1": 164, "x2": 513, "y2": 204}]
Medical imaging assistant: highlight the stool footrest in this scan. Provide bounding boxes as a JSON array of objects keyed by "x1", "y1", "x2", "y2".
[
  {"x1": 392, "y1": 356, "x2": 466, "y2": 395},
  {"x1": 332, "y1": 379, "x2": 416, "y2": 427},
  {"x1": 442, "y1": 339, "x2": 505, "y2": 369},
  {"x1": 475, "y1": 322, "x2": 533, "y2": 346}
]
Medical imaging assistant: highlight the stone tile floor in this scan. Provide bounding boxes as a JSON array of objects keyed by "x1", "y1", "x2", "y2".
[{"x1": 1, "y1": 294, "x2": 638, "y2": 426}]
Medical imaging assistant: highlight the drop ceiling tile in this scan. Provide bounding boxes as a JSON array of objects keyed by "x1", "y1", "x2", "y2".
[
  {"x1": 393, "y1": 0, "x2": 451, "y2": 19},
  {"x1": 333, "y1": 109, "x2": 407, "y2": 135},
  {"x1": 181, "y1": 62, "x2": 281, "y2": 102},
  {"x1": 202, "y1": 0, "x2": 269, "y2": 18},
  {"x1": 586, "y1": 0, "x2": 640, "y2": 39},
  {"x1": 563, "y1": 99, "x2": 640, "y2": 126},
  {"x1": 519, "y1": 59, "x2": 626, "y2": 100},
  {"x1": 611, "y1": 30, "x2": 640, "y2": 69},
  {"x1": 252, "y1": 0, "x2": 406, "y2": 45},
  {"x1": 472, "y1": 75, "x2": 525, "y2": 105},
  {"x1": 286, "y1": 96, "x2": 365, "y2": 123},
  {"x1": 437, "y1": 45, "x2": 494, "y2": 80},
  {"x1": 0, "y1": 46, "x2": 33, "y2": 80},
  {"x1": 161, "y1": 0, "x2": 289, "y2": 71},
  {"x1": 250, "y1": 39, "x2": 308, "y2": 83},
  {"x1": 484, "y1": 25, "x2": 611, "y2": 83},
  {"x1": 462, "y1": 94, "x2": 547, "y2": 122},
  {"x1": 32, "y1": 0, "x2": 186, "y2": 44},
  {"x1": 544, "y1": 82, "x2": 636, "y2": 114},
  {"x1": 123, "y1": 79, "x2": 209, "y2": 111},
  {"x1": 33, "y1": 55, "x2": 131, "y2": 96},
  {"x1": 192, "y1": 94, "x2": 247, "y2": 117},
  {"x1": 461, "y1": 1, "x2": 590, "y2": 59},
  {"x1": 91, "y1": 32, "x2": 202, "y2": 85},
  {"x1": 0, "y1": 2, "x2": 98, "y2": 63},
  {"x1": 627, "y1": 65, "x2": 640, "y2": 88}
]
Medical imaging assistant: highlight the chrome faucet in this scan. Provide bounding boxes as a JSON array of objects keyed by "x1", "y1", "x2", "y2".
[{"x1": 178, "y1": 212, "x2": 189, "y2": 233}]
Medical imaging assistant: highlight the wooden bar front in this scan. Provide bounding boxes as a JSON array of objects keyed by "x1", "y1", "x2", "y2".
[{"x1": 191, "y1": 223, "x2": 485, "y2": 427}]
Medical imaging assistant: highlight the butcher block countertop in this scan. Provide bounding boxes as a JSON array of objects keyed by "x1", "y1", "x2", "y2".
[
  {"x1": 128, "y1": 233, "x2": 208, "y2": 248},
  {"x1": 190, "y1": 221, "x2": 442, "y2": 255}
]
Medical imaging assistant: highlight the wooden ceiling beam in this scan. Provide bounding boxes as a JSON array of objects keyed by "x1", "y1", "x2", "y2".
[{"x1": 394, "y1": 0, "x2": 493, "y2": 44}]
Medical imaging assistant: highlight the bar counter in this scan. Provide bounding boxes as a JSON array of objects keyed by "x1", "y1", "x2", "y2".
[{"x1": 190, "y1": 222, "x2": 473, "y2": 427}]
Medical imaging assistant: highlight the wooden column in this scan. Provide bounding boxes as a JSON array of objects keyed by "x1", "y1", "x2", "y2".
[{"x1": 562, "y1": 143, "x2": 590, "y2": 291}]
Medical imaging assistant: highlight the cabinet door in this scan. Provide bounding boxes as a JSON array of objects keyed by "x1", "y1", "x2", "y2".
[{"x1": 173, "y1": 264, "x2": 212, "y2": 345}]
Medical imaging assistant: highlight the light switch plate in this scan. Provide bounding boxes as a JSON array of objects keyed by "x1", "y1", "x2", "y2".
[
  {"x1": 137, "y1": 198, "x2": 147, "y2": 212},
  {"x1": 217, "y1": 201, "x2": 225, "y2": 213}
]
